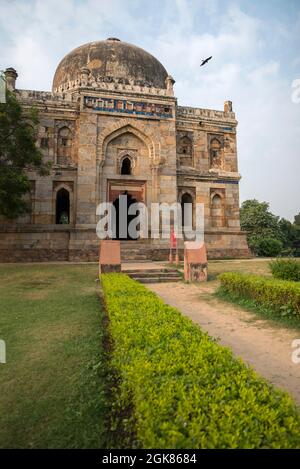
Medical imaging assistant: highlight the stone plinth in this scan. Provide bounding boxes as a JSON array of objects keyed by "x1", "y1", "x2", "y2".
[
  {"x1": 184, "y1": 241, "x2": 208, "y2": 282},
  {"x1": 99, "y1": 240, "x2": 121, "y2": 273}
]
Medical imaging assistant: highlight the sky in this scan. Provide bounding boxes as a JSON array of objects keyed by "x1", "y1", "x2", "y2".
[{"x1": 0, "y1": 0, "x2": 299, "y2": 220}]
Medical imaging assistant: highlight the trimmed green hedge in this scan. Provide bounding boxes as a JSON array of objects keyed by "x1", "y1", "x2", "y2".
[
  {"x1": 101, "y1": 273, "x2": 300, "y2": 448},
  {"x1": 270, "y1": 259, "x2": 300, "y2": 282},
  {"x1": 219, "y1": 272, "x2": 300, "y2": 317}
]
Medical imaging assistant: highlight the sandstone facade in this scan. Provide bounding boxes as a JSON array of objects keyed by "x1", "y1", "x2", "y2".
[{"x1": 0, "y1": 38, "x2": 250, "y2": 261}]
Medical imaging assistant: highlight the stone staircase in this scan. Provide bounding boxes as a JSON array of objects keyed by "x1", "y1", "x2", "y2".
[
  {"x1": 120, "y1": 240, "x2": 150, "y2": 261},
  {"x1": 120, "y1": 239, "x2": 184, "y2": 261},
  {"x1": 122, "y1": 267, "x2": 182, "y2": 284}
]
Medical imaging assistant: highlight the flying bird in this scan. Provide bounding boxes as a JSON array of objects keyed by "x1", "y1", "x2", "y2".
[{"x1": 200, "y1": 56, "x2": 212, "y2": 67}]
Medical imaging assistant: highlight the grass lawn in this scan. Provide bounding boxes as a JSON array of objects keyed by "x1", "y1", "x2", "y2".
[
  {"x1": 209, "y1": 259, "x2": 300, "y2": 330},
  {"x1": 0, "y1": 264, "x2": 107, "y2": 449},
  {"x1": 168, "y1": 258, "x2": 273, "y2": 280},
  {"x1": 208, "y1": 258, "x2": 273, "y2": 279}
]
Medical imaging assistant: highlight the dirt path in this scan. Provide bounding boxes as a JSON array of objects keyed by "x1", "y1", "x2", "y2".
[{"x1": 148, "y1": 281, "x2": 300, "y2": 405}]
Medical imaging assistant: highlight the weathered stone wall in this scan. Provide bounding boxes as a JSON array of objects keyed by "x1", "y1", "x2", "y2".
[
  {"x1": 75, "y1": 111, "x2": 97, "y2": 224},
  {"x1": 0, "y1": 226, "x2": 70, "y2": 262},
  {"x1": 0, "y1": 230, "x2": 250, "y2": 262},
  {"x1": 176, "y1": 100, "x2": 245, "y2": 251}
]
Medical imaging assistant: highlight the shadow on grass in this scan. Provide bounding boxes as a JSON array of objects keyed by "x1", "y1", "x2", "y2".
[{"x1": 98, "y1": 290, "x2": 137, "y2": 449}]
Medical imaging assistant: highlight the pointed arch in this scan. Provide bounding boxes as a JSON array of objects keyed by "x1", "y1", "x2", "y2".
[
  {"x1": 210, "y1": 190, "x2": 226, "y2": 227},
  {"x1": 56, "y1": 188, "x2": 70, "y2": 224},
  {"x1": 209, "y1": 137, "x2": 223, "y2": 169},
  {"x1": 57, "y1": 126, "x2": 73, "y2": 164},
  {"x1": 181, "y1": 192, "x2": 193, "y2": 233},
  {"x1": 53, "y1": 183, "x2": 74, "y2": 224},
  {"x1": 120, "y1": 156, "x2": 132, "y2": 175},
  {"x1": 98, "y1": 118, "x2": 157, "y2": 163}
]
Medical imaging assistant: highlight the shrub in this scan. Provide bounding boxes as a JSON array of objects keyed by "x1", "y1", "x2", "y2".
[
  {"x1": 279, "y1": 247, "x2": 296, "y2": 258},
  {"x1": 218, "y1": 272, "x2": 300, "y2": 317},
  {"x1": 249, "y1": 237, "x2": 283, "y2": 257},
  {"x1": 101, "y1": 273, "x2": 300, "y2": 448},
  {"x1": 270, "y1": 259, "x2": 300, "y2": 282}
]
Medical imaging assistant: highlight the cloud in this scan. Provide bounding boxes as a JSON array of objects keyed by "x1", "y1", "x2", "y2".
[
  {"x1": 0, "y1": 0, "x2": 299, "y2": 220},
  {"x1": 151, "y1": 3, "x2": 300, "y2": 220},
  {"x1": 0, "y1": 0, "x2": 137, "y2": 89}
]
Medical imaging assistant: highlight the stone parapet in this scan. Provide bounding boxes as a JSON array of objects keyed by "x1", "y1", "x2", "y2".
[
  {"x1": 17, "y1": 89, "x2": 78, "y2": 104},
  {"x1": 177, "y1": 105, "x2": 237, "y2": 126},
  {"x1": 54, "y1": 79, "x2": 175, "y2": 97}
]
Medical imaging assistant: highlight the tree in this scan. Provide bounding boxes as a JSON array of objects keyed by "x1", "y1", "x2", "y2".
[
  {"x1": 240, "y1": 199, "x2": 282, "y2": 256},
  {"x1": 252, "y1": 237, "x2": 283, "y2": 257},
  {"x1": 279, "y1": 218, "x2": 295, "y2": 247},
  {"x1": 277, "y1": 217, "x2": 300, "y2": 256},
  {"x1": 294, "y1": 212, "x2": 300, "y2": 227},
  {"x1": 291, "y1": 213, "x2": 300, "y2": 256},
  {"x1": 0, "y1": 90, "x2": 49, "y2": 219}
]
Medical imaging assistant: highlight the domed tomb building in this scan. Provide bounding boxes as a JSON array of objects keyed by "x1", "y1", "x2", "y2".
[{"x1": 0, "y1": 38, "x2": 249, "y2": 261}]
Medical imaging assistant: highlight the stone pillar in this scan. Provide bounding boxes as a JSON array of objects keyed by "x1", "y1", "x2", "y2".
[
  {"x1": 224, "y1": 100, "x2": 233, "y2": 113},
  {"x1": 151, "y1": 164, "x2": 159, "y2": 203},
  {"x1": 4, "y1": 68, "x2": 18, "y2": 91},
  {"x1": 80, "y1": 67, "x2": 90, "y2": 87},
  {"x1": 99, "y1": 240, "x2": 121, "y2": 273},
  {"x1": 75, "y1": 111, "x2": 98, "y2": 225},
  {"x1": 165, "y1": 75, "x2": 175, "y2": 96},
  {"x1": 184, "y1": 241, "x2": 208, "y2": 282},
  {"x1": 96, "y1": 159, "x2": 104, "y2": 208}
]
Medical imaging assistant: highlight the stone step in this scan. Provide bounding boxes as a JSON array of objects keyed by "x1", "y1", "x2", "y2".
[
  {"x1": 122, "y1": 256, "x2": 149, "y2": 261},
  {"x1": 121, "y1": 250, "x2": 149, "y2": 260},
  {"x1": 126, "y1": 272, "x2": 180, "y2": 279},
  {"x1": 123, "y1": 267, "x2": 182, "y2": 283},
  {"x1": 123, "y1": 268, "x2": 179, "y2": 274},
  {"x1": 132, "y1": 276, "x2": 181, "y2": 284},
  {"x1": 120, "y1": 239, "x2": 182, "y2": 261},
  {"x1": 120, "y1": 239, "x2": 170, "y2": 261}
]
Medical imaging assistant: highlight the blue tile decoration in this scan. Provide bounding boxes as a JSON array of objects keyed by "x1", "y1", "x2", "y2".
[
  {"x1": 212, "y1": 179, "x2": 239, "y2": 184},
  {"x1": 222, "y1": 127, "x2": 233, "y2": 131},
  {"x1": 84, "y1": 96, "x2": 172, "y2": 118}
]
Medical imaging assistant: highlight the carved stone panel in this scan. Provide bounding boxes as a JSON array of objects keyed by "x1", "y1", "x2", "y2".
[
  {"x1": 208, "y1": 133, "x2": 224, "y2": 170},
  {"x1": 210, "y1": 188, "x2": 226, "y2": 227},
  {"x1": 177, "y1": 131, "x2": 194, "y2": 167},
  {"x1": 54, "y1": 119, "x2": 76, "y2": 166}
]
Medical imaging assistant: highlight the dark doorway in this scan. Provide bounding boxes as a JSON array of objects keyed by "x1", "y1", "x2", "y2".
[
  {"x1": 181, "y1": 193, "x2": 193, "y2": 235},
  {"x1": 112, "y1": 191, "x2": 139, "y2": 239},
  {"x1": 121, "y1": 157, "x2": 132, "y2": 175},
  {"x1": 56, "y1": 188, "x2": 70, "y2": 224}
]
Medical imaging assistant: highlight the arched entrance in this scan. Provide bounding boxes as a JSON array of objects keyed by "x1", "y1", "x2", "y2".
[
  {"x1": 211, "y1": 193, "x2": 225, "y2": 227},
  {"x1": 112, "y1": 191, "x2": 139, "y2": 240},
  {"x1": 181, "y1": 192, "x2": 193, "y2": 236},
  {"x1": 120, "y1": 157, "x2": 132, "y2": 175},
  {"x1": 56, "y1": 188, "x2": 70, "y2": 224}
]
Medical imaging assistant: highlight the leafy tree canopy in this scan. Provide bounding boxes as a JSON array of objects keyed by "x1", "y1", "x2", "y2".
[
  {"x1": 240, "y1": 199, "x2": 281, "y2": 239},
  {"x1": 240, "y1": 199, "x2": 300, "y2": 256},
  {"x1": 294, "y1": 212, "x2": 300, "y2": 227},
  {"x1": 0, "y1": 91, "x2": 50, "y2": 219}
]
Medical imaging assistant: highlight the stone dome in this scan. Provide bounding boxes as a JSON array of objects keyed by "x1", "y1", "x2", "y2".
[{"x1": 52, "y1": 38, "x2": 169, "y2": 92}]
